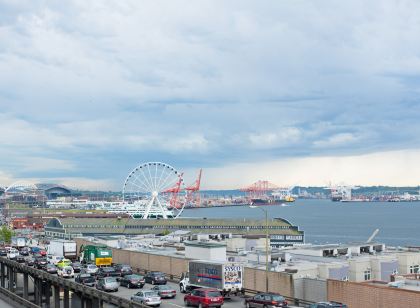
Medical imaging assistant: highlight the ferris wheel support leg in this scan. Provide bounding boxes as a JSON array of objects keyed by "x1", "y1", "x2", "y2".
[
  {"x1": 155, "y1": 197, "x2": 168, "y2": 219},
  {"x1": 143, "y1": 196, "x2": 155, "y2": 219}
]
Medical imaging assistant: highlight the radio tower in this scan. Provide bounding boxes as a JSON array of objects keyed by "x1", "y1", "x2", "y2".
[{"x1": 185, "y1": 169, "x2": 202, "y2": 207}]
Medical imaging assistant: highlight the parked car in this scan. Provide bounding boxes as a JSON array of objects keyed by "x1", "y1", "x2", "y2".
[
  {"x1": 309, "y1": 302, "x2": 348, "y2": 308},
  {"x1": 184, "y1": 288, "x2": 224, "y2": 308},
  {"x1": 131, "y1": 290, "x2": 161, "y2": 307},
  {"x1": 81, "y1": 264, "x2": 99, "y2": 275},
  {"x1": 96, "y1": 277, "x2": 119, "y2": 292},
  {"x1": 71, "y1": 261, "x2": 82, "y2": 273},
  {"x1": 57, "y1": 266, "x2": 74, "y2": 278},
  {"x1": 45, "y1": 264, "x2": 58, "y2": 274},
  {"x1": 75, "y1": 274, "x2": 96, "y2": 287},
  {"x1": 25, "y1": 257, "x2": 35, "y2": 267},
  {"x1": 151, "y1": 284, "x2": 177, "y2": 299},
  {"x1": 119, "y1": 274, "x2": 145, "y2": 289},
  {"x1": 114, "y1": 264, "x2": 133, "y2": 277},
  {"x1": 34, "y1": 257, "x2": 48, "y2": 269},
  {"x1": 244, "y1": 293, "x2": 288, "y2": 308},
  {"x1": 96, "y1": 267, "x2": 119, "y2": 279},
  {"x1": 144, "y1": 271, "x2": 167, "y2": 285}
]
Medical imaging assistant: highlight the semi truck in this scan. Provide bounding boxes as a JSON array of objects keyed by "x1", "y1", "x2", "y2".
[
  {"x1": 179, "y1": 260, "x2": 244, "y2": 296},
  {"x1": 79, "y1": 244, "x2": 112, "y2": 266},
  {"x1": 47, "y1": 240, "x2": 77, "y2": 260}
]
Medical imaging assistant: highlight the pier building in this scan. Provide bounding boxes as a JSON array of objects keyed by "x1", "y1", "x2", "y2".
[{"x1": 44, "y1": 217, "x2": 304, "y2": 246}]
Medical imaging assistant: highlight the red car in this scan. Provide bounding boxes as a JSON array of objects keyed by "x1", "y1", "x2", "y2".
[
  {"x1": 39, "y1": 250, "x2": 47, "y2": 256},
  {"x1": 184, "y1": 288, "x2": 224, "y2": 308},
  {"x1": 244, "y1": 293, "x2": 288, "y2": 307}
]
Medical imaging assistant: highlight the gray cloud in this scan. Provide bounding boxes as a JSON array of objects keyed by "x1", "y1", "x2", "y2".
[{"x1": 1, "y1": 0, "x2": 420, "y2": 188}]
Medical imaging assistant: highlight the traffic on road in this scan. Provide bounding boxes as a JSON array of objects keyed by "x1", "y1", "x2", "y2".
[{"x1": 1, "y1": 239, "x2": 310, "y2": 308}]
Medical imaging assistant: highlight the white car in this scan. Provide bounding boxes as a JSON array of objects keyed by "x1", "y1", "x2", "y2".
[
  {"x1": 58, "y1": 266, "x2": 74, "y2": 278},
  {"x1": 7, "y1": 248, "x2": 19, "y2": 260},
  {"x1": 47, "y1": 255, "x2": 63, "y2": 265}
]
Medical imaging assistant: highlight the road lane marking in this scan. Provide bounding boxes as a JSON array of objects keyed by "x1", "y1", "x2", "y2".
[{"x1": 167, "y1": 303, "x2": 184, "y2": 307}]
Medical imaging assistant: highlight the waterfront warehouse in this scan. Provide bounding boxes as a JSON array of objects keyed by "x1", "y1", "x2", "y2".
[{"x1": 45, "y1": 217, "x2": 304, "y2": 246}]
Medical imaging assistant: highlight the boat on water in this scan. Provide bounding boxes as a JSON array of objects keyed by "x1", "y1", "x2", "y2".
[
  {"x1": 250, "y1": 191, "x2": 295, "y2": 205},
  {"x1": 96, "y1": 201, "x2": 175, "y2": 219}
]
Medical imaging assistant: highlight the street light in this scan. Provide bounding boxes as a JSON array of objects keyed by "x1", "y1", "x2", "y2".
[{"x1": 249, "y1": 205, "x2": 269, "y2": 292}]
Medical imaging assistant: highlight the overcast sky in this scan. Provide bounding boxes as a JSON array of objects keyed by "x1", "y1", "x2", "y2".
[{"x1": 1, "y1": 0, "x2": 420, "y2": 190}]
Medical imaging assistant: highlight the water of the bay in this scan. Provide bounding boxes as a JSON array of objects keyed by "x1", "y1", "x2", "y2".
[{"x1": 181, "y1": 199, "x2": 420, "y2": 247}]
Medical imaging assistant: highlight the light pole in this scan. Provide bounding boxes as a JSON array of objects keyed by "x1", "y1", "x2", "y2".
[{"x1": 249, "y1": 205, "x2": 269, "y2": 292}]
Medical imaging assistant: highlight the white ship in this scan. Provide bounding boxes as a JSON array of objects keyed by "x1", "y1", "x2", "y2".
[{"x1": 96, "y1": 201, "x2": 175, "y2": 219}]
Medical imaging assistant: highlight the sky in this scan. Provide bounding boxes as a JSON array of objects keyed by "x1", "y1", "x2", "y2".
[{"x1": 1, "y1": 0, "x2": 420, "y2": 190}]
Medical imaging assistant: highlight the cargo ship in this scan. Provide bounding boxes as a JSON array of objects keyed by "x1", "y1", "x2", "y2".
[{"x1": 250, "y1": 190, "x2": 295, "y2": 205}]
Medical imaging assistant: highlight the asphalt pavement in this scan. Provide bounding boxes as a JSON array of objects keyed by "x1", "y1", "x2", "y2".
[{"x1": 14, "y1": 270, "x2": 299, "y2": 307}]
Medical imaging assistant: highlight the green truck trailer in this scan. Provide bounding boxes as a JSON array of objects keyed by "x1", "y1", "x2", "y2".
[{"x1": 79, "y1": 244, "x2": 113, "y2": 266}]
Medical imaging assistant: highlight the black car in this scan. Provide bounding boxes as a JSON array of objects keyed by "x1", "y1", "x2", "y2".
[
  {"x1": 114, "y1": 264, "x2": 133, "y2": 277},
  {"x1": 119, "y1": 274, "x2": 145, "y2": 289},
  {"x1": 0, "y1": 249, "x2": 6, "y2": 257},
  {"x1": 75, "y1": 274, "x2": 96, "y2": 287},
  {"x1": 45, "y1": 264, "x2": 58, "y2": 274},
  {"x1": 96, "y1": 267, "x2": 119, "y2": 279},
  {"x1": 34, "y1": 257, "x2": 48, "y2": 269},
  {"x1": 25, "y1": 257, "x2": 35, "y2": 267},
  {"x1": 309, "y1": 302, "x2": 348, "y2": 308},
  {"x1": 245, "y1": 293, "x2": 288, "y2": 308},
  {"x1": 16, "y1": 255, "x2": 26, "y2": 263},
  {"x1": 19, "y1": 248, "x2": 30, "y2": 256},
  {"x1": 144, "y1": 271, "x2": 167, "y2": 285},
  {"x1": 71, "y1": 261, "x2": 82, "y2": 273}
]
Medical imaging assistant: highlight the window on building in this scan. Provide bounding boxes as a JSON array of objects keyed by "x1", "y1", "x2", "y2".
[
  {"x1": 410, "y1": 265, "x2": 419, "y2": 274},
  {"x1": 364, "y1": 270, "x2": 371, "y2": 281}
]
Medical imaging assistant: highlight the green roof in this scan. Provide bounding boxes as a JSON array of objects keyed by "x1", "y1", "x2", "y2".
[{"x1": 46, "y1": 217, "x2": 303, "y2": 236}]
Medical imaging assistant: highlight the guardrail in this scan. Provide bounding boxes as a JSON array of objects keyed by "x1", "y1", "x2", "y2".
[
  {"x1": 0, "y1": 286, "x2": 39, "y2": 308},
  {"x1": 0, "y1": 257, "x2": 149, "y2": 308}
]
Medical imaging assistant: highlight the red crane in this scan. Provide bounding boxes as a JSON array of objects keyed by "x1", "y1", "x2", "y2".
[
  {"x1": 163, "y1": 173, "x2": 184, "y2": 209},
  {"x1": 240, "y1": 180, "x2": 279, "y2": 201},
  {"x1": 185, "y1": 169, "x2": 202, "y2": 207}
]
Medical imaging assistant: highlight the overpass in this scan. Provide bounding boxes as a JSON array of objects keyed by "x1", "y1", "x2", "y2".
[{"x1": 0, "y1": 257, "x2": 146, "y2": 308}]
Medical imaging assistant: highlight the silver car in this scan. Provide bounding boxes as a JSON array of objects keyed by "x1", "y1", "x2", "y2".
[
  {"x1": 131, "y1": 290, "x2": 161, "y2": 307},
  {"x1": 96, "y1": 277, "x2": 119, "y2": 292},
  {"x1": 82, "y1": 264, "x2": 99, "y2": 275}
]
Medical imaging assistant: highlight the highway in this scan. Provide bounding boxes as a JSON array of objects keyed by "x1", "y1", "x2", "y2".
[
  {"x1": 11, "y1": 267, "x2": 300, "y2": 307},
  {"x1": 89, "y1": 279, "x2": 248, "y2": 308}
]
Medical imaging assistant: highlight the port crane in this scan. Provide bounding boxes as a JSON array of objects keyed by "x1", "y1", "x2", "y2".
[
  {"x1": 163, "y1": 172, "x2": 184, "y2": 209},
  {"x1": 240, "y1": 180, "x2": 279, "y2": 202},
  {"x1": 185, "y1": 169, "x2": 202, "y2": 207}
]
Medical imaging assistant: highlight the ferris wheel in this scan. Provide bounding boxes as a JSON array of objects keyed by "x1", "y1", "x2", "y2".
[{"x1": 122, "y1": 162, "x2": 185, "y2": 219}]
